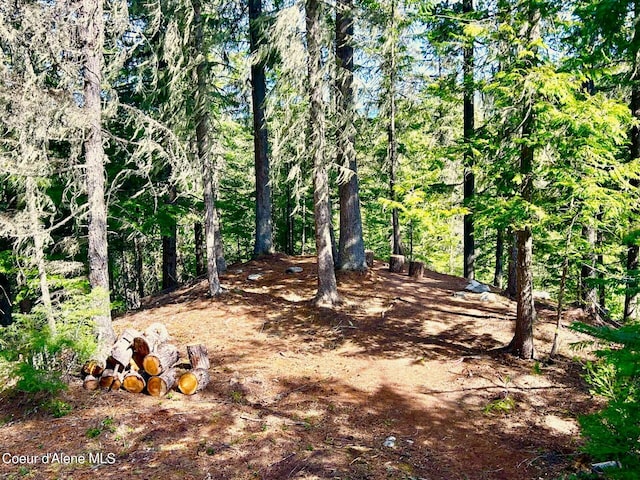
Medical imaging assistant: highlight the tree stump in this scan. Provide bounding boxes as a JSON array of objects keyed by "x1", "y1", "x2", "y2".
[
  {"x1": 147, "y1": 369, "x2": 177, "y2": 397},
  {"x1": 143, "y1": 343, "x2": 179, "y2": 376},
  {"x1": 122, "y1": 371, "x2": 146, "y2": 394},
  {"x1": 178, "y1": 369, "x2": 210, "y2": 395},
  {"x1": 389, "y1": 255, "x2": 405, "y2": 273},
  {"x1": 186, "y1": 344, "x2": 210, "y2": 370},
  {"x1": 409, "y1": 261, "x2": 424, "y2": 279},
  {"x1": 365, "y1": 250, "x2": 374, "y2": 268}
]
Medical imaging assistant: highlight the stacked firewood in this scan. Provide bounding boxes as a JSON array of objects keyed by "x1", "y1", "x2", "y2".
[{"x1": 81, "y1": 323, "x2": 210, "y2": 396}]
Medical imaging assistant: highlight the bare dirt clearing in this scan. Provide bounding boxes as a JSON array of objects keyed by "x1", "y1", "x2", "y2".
[{"x1": 0, "y1": 255, "x2": 597, "y2": 479}]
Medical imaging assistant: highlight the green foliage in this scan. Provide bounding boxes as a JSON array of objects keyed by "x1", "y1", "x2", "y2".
[
  {"x1": 483, "y1": 395, "x2": 516, "y2": 415},
  {"x1": 571, "y1": 322, "x2": 640, "y2": 478},
  {"x1": 42, "y1": 399, "x2": 73, "y2": 418},
  {"x1": 0, "y1": 290, "x2": 98, "y2": 395}
]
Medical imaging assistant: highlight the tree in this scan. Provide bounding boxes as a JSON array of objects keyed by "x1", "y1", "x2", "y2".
[
  {"x1": 192, "y1": 0, "x2": 221, "y2": 296},
  {"x1": 249, "y1": 0, "x2": 274, "y2": 257},
  {"x1": 462, "y1": 0, "x2": 475, "y2": 280},
  {"x1": 80, "y1": 0, "x2": 116, "y2": 356},
  {"x1": 336, "y1": 0, "x2": 367, "y2": 271},
  {"x1": 306, "y1": 0, "x2": 340, "y2": 306}
]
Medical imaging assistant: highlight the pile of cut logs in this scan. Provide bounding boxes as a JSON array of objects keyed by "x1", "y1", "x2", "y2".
[{"x1": 81, "y1": 323, "x2": 210, "y2": 396}]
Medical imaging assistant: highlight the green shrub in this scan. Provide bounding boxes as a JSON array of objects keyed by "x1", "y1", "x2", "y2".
[
  {"x1": 571, "y1": 322, "x2": 640, "y2": 479},
  {"x1": 0, "y1": 289, "x2": 98, "y2": 396}
]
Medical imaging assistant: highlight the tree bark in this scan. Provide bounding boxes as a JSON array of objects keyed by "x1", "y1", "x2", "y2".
[
  {"x1": 80, "y1": 0, "x2": 115, "y2": 358},
  {"x1": 494, "y1": 228, "x2": 504, "y2": 288},
  {"x1": 506, "y1": 231, "x2": 517, "y2": 297},
  {"x1": 625, "y1": 7, "x2": 640, "y2": 321},
  {"x1": 162, "y1": 187, "x2": 178, "y2": 290},
  {"x1": 463, "y1": 0, "x2": 475, "y2": 280},
  {"x1": 336, "y1": 0, "x2": 366, "y2": 271},
  {"x1": 249, "y1": 0, "x2": 274, "y2": 257},
  {"x1": 134, "y1": 237, "x2": 144, "y2": 299},
  {"x1": 307, "y1": 0, "x2": 340, "y2": 306},
  {"x1": 388, "y1": 0, "x2": 402, "y2": 256},
  {"x1": 507, "y1": 4, "x2": 539, "y2": 359},
  {"x1": 0, "y1": 272, "x2": 11, "y2": 327},
  {"x1": 581, "y1": 223, "x2": 599, "y2": 317},
  {"x1": 193, "y1": 0, "x2": 221, "y2": 296},
  {"x1": 194, "y1": 222, "x2": 206, "y2": 276}
]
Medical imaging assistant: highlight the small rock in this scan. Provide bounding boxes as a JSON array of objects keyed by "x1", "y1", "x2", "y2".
[
  {"x1": 234, "y1": 269, "x2": 244, "y2": 274},
  {"x1": 247, "y1": 273, "x2": 263, "y2": 281},
  {"x1": 479, "y1": 292, "x2": 496, "y2": 303},
  {"x1": 453, "y1": 291, "x2": 467, "y2": 298},
  {"x1": 383, "y1": 436, "x2": 396, "y2": 448},
  {"x1": 465, "y1": 280, "x2": 490, "y2": 293},
  {"x1": 285, "y1": 266, "x2": 303, "y2": 274},
  {"x1": 533, "y1": 290, "x2": 551, "y2": 300}
]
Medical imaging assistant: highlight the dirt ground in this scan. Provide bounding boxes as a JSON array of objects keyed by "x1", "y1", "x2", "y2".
[{"x1": 0, "y1": 254, "x2": 600, "y2": 480}]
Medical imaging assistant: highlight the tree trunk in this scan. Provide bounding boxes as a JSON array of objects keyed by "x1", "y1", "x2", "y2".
[
  {"x1": 0, "y1": 272, "x2": 11, "y2": 327},
  {"x1": 214, "y1": 212, "x2": 226, "y2": 273},
  {"x1": 625, "y1": 14, "x2": 640, "y2": 321},
  {"x1": 506, "y1": 231, "x2": 517, "y2": 297},
  {"x1": 194, "y1": 222, "x2": 206, "y2": 276},
  {"x1": 336, "y1": 0, "x2": 366, "y2": 271},
  {"x1": 462, "y1": 0, "x2": 475, "y2": 280},
  {"x1": 581, "y1": 223, "x2": 599, "y2": 317},
  {"x1": 193, "y1": 0, "x2": 221, "y2": 296},
  {"x1": 307, "y1": 0, "x2": 340, "y2": 307},
  {"x1": 134, "y1": 237, "x2": 144, "y2": 299},
  {"x1": 507, "y1": 4, "x2": 539, "y2": 359},
  {"x1": 494, "y1": 228, "x2": 504, "y2": 288},
  {"x1": 162, "y1": 232, "x2": 178, "y2": 289},
  {"x1": 80, "y1": 0, "x2": 115, "y2": 358},
  {"x1": 249, "y1": 0, "x2": 274, "y2": 257},
  {"x1": 388, "y1": 0, "x2": 402, "y2": 256}
]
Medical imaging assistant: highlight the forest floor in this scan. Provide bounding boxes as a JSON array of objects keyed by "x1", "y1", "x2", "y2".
[{"x1": 0, "y1": 254, "x2": 602, "y2": 480}]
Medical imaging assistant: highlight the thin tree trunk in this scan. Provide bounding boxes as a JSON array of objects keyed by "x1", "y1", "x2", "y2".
[
  {"x1": 249, "y1": 0, "x2": 274, "y2": 257},
  {"x1": 194, "y1": 222, "x2": 206, "y2": 276},
  {"x1": 463, "y1": 0, "x2": 475, "y2": 280},
  {"x1": 0, "y1": 273, "x2": 11, "y2": 327},
  {"x1": 494, "y1": 228, "x2": 504, "y2": 288},
  {"x1": 286, "y1": 182, "x2": 294, "y2": 255},
  {"x1": 193, "y1": 0, "x2": 220, "y2": 296},
  {"x1": 134, "y1": 237, "x2": 144, "y2": 299},
  {"x1": 388, "y1": 0, "x2": 402, "y2": 256},
  {"x1": 597, "y1": 213, "x2": 606, "y2": 311},
  {"x1": 507, "y1": 4, "x2": 540, "y2": 359},
  {"x1": 506, "y1": 231, "x2": 517, "y2": 297},
  {"x1": 581, "y1": 223, "x2": 599, "y2": 318},
  {"x1": 306, "y1": 0, "x2": 340, "y2": 306},
  {"x1": 214, "y1": 211, "x2": 226, "y2": 273},
  {"x1": 624, "y1": 0, "x2": 640, "y2": 322},
  {"x1": 80, "y1": 0, "x2": 115, "y2": 357},
  {"x1": 336, "y1": 0, "x2": 366, "y2": 271},
  {"x1": 162, "y1": 188, "x2": 178, "y2": 289}
]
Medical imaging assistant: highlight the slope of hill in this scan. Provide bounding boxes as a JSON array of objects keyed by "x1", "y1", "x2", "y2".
[{"x1": 0, "y1": 255, "x2": 596, "y2": 479}]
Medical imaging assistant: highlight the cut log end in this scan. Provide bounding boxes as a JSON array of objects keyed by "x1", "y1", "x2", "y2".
[
  {"x1": 147, "y1": 369, "x2": 177, "y2": 397},
  {"x1": 122, "y1": 371, "x2": 146, "y2": 394},
  {"x1": 83, "y1": 375, "x2": 99, "y2": 391},
  {"x1": 178, "y1": 368, "x2": 210, "y2": 395}
]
